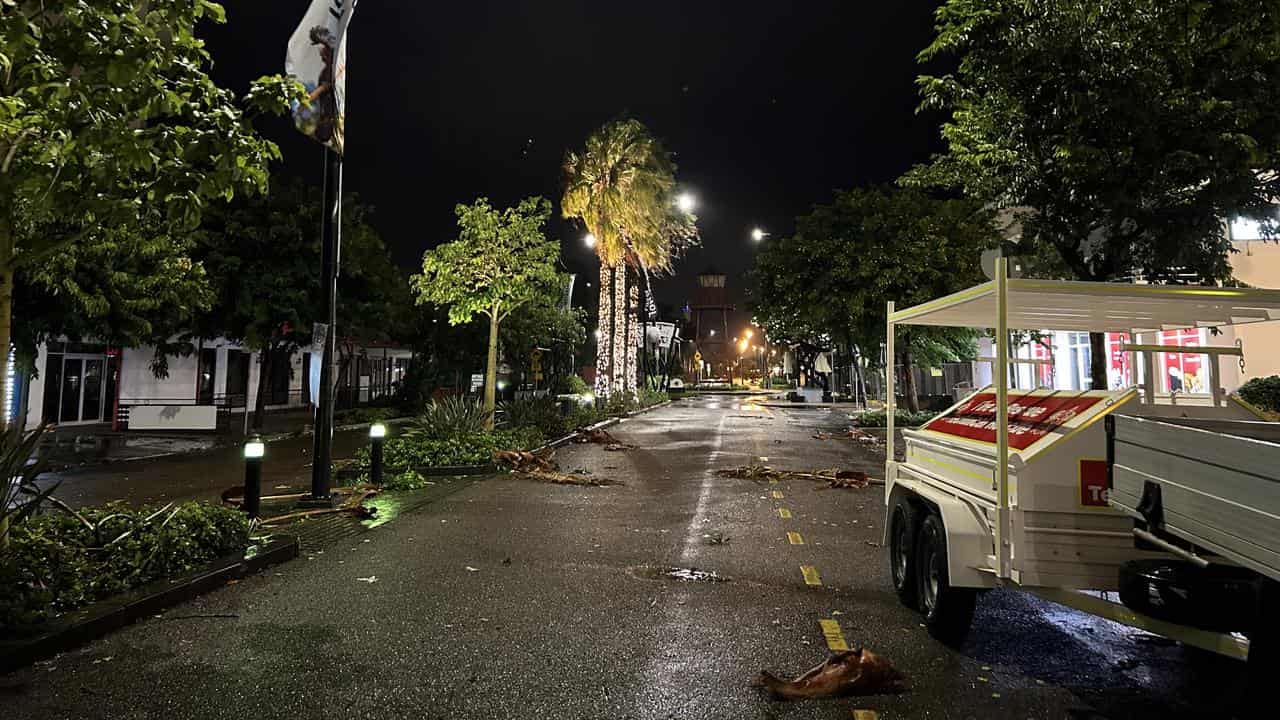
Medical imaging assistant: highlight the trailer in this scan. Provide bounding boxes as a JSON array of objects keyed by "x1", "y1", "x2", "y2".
[{"x1": 883, "y1": 261, "x2": 1280, "y2": 703}]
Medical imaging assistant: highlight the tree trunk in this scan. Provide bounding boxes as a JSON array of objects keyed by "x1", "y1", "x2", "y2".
[
  {"x1": 484, "y1": 310, "x2": 499, "y2": 430},
  {"x1": 901, "y1": 349, "x2": 921, "y2": 413},
  {"x1": 1088, "y1": 331, "x2": 1108, "y2": 390},
  {"x1": 596, "y1": 265, "x2": 613, "y2": 396},
  {"x1": 0, "y1": 212, "x2": 13, "y2": 431},
  {"x1": 252, "y1": 347, "x2": 271, "y2": 430}
]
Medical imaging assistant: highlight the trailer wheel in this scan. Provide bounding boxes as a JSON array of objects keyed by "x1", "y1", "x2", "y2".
[
  {"x1": 889, "y1": 496, "x2": 919, "y2": 608},
  {"x1": 916, "y1": 513, "x2": 976, "y2": 646}
]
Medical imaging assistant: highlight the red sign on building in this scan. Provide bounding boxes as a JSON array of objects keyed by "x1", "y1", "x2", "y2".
[{"x1": 923, "y1": 392, "x2": 1104, "y2": 450}]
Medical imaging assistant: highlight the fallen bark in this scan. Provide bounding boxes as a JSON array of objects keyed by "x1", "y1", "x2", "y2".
[{"x1": 715, "y1": 465, "x2": 882, "y2": 488}]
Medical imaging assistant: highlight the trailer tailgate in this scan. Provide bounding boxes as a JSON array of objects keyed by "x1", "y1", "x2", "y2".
[{"x1": 1109, "y1": 414, "x2": 1280, "y2": 581}]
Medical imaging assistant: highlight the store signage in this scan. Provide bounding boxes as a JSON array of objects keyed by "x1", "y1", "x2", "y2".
[{"x1": 923, "y1": 392, "x2": 1104, "y2": 450}]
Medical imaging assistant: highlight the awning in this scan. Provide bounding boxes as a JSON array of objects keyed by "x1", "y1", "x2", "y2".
[{"x1": 890, "y1": 279, "x2": 1280, "y2": 333}]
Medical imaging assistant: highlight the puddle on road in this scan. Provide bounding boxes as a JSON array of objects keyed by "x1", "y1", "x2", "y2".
[{"x1": 629, "y1": 565, "x2": 731, "y2": 583}]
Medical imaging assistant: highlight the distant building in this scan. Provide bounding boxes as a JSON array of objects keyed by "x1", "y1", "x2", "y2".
[{"x1": 22, "y1": 338, "x2": 411, "y2": 431}]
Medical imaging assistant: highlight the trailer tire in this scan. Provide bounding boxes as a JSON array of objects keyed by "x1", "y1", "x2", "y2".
[
  {"x1": 889, "y1": 496, "x2": 919, "y2": 608},
  {"x1": 916, "y1": 513, "x2": 976, "y2": 647}
]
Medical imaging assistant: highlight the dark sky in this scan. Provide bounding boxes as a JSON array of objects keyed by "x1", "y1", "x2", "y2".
[{"x1": 204, "y1": 1, "x2": 947, "y2": 312}]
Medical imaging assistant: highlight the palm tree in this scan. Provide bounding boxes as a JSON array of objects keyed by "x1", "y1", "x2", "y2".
[{"x1": 562, "y1": 119, "x2": 697, "y2": 397}]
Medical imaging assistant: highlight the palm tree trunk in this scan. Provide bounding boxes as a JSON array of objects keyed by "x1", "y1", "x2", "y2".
[
  {"x1": 0, "y1": 211, "x2": 13, "y2": 431},
  {"x1": 596, "y1": 264, "x2": 614, "y2": 396}
]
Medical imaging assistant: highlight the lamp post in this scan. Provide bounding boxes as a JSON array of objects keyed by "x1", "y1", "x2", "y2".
[
  {"x1": 243, "y1": 436, "x2": 265, "y2": 519},
  {"x1": 369, "y1": 422, "x2": 387, "y2": 486}
]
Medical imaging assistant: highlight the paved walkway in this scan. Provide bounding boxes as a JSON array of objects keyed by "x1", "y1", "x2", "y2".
[{"x1": 2, "y1": 397, "x2": 1245, "y2": 718}]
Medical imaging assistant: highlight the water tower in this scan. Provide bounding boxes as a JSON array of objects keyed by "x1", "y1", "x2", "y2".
[{"x1": 690, "y1": 269, "x2": 734, "y2": 378}]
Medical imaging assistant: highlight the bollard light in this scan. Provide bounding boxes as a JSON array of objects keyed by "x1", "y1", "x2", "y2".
[
  {"x1": 369, "y1": 423, "x2": 386, "y2": 486},
  {"x1": 243, "y1": 436, "x2": 265, "y2": 518}
]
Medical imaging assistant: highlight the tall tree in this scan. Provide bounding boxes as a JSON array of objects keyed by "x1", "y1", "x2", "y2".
[
  {"x1": 562, "y1": 119, "x2": 697, "y2": 397},
  {"x1": 908, "y1": 0, "x2": 1280, "y2": 387},
  {"x1": 411, "y1": 197, "x2": 560, "y2": 428},
  {"x1": 500, "y1": 284, "x2": 587, "y2": 389},
  {"x1": 749, "y1": 187, "x2": 995, "y2": 411},
  {"x1": 192, "y1": 180, "x2": 404, "y2": 429},
  {"x1": 0, "y1": 0, "x2": 298, "y2": 424}
]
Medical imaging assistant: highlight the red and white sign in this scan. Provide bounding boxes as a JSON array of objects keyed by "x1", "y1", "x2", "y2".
[
  {"x1": 923, "y1": 392, "x2": 1104, "y2": 450},
  {"x1": 1079, "y1": 459, "x2": 1109, "y2": 507}
]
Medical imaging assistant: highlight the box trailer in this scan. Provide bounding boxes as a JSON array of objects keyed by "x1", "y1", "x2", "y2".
[{"x1": 883, "y1": 261, "x2": 1280, "y2": 704}]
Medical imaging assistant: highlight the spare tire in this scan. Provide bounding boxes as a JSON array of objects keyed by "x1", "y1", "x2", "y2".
[{"x1": 1118, "y1": 559, "x2": 1259, "y2": 632}]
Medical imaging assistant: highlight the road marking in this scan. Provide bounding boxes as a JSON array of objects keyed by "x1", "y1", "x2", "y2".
[
  {"x1": 819, "y1": 618, "x2": 849, "y2": 651},
  {"x1": 801, "y1": 565, "x2": 822, "y2": 586},
  {"x1": 778, "y1": 508, "x2": 792, "y2": 519},
  {"x1": 771, "y1": 490, "x2": 784, "y2": 499},
  {"x1": 851, "y1": 711, "x2": 879, "y2": 720},
  {"x1": 787, "y1": 531, "x2": 805, "y2": 545}
]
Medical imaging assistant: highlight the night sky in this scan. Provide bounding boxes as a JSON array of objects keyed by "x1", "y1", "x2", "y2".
[{"x1": 204, "y1": 2, "x2": 947, "y2": 312}]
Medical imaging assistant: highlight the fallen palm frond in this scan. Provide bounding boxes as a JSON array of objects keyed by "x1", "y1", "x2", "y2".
[
  {"x1": 814, "y1": 428, "x2": 884, "y2": 446},
  {"x1": 574, "y1": 428, "x2": 634, "y2": 449},
  {"x1": 715, "y1": 465, "x2": 881, "y2": 489},
  {"x1": 255, "y1": 484, "x2": 382, "y2": 526},
  {"x1": 494, "y1": 448, "x2": 620, "y2": 487}
]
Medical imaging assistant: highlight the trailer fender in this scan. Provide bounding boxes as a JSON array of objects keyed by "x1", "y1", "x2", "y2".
[{"x1": 890, "y1": 475, "x2": 996, "y2": 590}]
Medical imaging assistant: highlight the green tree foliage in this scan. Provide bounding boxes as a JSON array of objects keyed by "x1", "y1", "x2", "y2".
[
  {"x1": 191, "y1": 180, "x2": 406, "y2": 428},
  {"x1": 411, "y1": 197, "x2": 561, "y2": 428},
  {"x1": 500, "y1": 282, "x2": 586, "y2": 388},
  {"x1": 562, "y1": 118, "x2": 697, "y2": 396},
  {"x1": 908, "y1": 0, "x2": 1280, "y2": 385},
  {"x1": 0, "y1": 0, "x2": 301, "y2": 423},
  {"x1": 749, "y1": 187, "x2": 995, "y2": 410}
]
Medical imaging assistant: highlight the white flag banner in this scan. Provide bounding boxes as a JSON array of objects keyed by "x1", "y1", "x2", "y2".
[{"x1": 286, "y1": 0, "x2": 357, "y2": 154}]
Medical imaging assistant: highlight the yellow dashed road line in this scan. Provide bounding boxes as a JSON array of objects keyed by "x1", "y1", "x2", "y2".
[
  {"x1": 787, "y1": 531, "x2": 805, "y2": 545},
  {"x1": 819, "y1": 618, "x2": 849, "y2": 651},
  {"x1": 771, "y1": 490, "x2": 784, "y2": 499},
  {"x1": 851, "y1": 710, "x2": 879, "y2": 720},
  {"x1": 801, "y1": 565, "x2": 822, "y2": 586},
  {"x1": 778, "y1": 508, "x2": 792, "y2": 519}
]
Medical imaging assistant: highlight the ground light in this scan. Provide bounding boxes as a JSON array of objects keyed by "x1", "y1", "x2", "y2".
[
  {"x1": 369, "y1": 423, "x2": 387, "y2": 486},
  {"x1": 243, "y1": 436, "x2": 265, "y2": 518}
]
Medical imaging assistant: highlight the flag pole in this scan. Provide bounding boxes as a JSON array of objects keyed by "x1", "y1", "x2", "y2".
[{"x1": 308, "y1": 147, "x2": 342, "y2": 502}]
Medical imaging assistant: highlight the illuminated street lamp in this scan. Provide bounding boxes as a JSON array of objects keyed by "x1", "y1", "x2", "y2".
[
  {"x1": 583, "y1": 233, "x2": 597, "y2": 249},
  {"x1": 751, "y1": 227, "x2": 769, "y2": 242},
  {"x1": 369, "y1": 423, "x2": 387, "y2": 486},
  {"x1": 242, "y1": 436, "x2": 265, "y2": 518},
  {"x1": 676, "y1": 192, "x2": 696, "y2": 214}
]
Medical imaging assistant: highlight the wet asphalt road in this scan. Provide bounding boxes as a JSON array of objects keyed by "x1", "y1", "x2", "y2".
[{"x1": 2, "y1": 395, "x2": 1247, "y2": 718}]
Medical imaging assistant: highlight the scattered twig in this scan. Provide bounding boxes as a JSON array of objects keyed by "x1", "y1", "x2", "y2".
[{"x1": 716, "y1": 465, "x2": 883, "y2": 488}]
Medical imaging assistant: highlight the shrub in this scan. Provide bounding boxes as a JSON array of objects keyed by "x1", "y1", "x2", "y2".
[
  {"x1": 1238, "y1": 375, "x2": 1280, "y2": 414},
  {"x1": 500, "y1": 396, "x2": 570, "y2": 439},
  {"x1": 605, "y1": 390, "x2": 637, "y2": 416},
  {"x1": 567, "y1": 403, "x2": 601, "y2": 429},
  {"x1": 352, "y1": 427, "x2": 545, "y2": 475},
  {"x1": 851, "y1": 409, "x2": 939, "y2": 428},
  {"x1": 0, "y1": 502, "x2": 249, "y2": 628},
  {"x1": 333, "y1": 406, "x2": 399, "y2": 426},
  {"x1": 552, "y1": 374, "x2": 591, "y2": 395},
  {"x1": 407, "y1": 396, "x2": 492, "y2": 440},
  {"x1": 638, "y1": 387, "x2": 668, "y2": 408}
]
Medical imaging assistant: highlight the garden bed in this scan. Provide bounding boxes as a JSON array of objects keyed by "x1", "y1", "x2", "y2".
[{"x1": 0, "y1": 535, "x2": 297, "y2": 673}]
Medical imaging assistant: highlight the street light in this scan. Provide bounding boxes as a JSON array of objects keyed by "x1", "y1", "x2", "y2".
[
  {"x1": 676, "y1": 192, "x2": 696, "y2": 214},
  {"x1": 751, "y1": 227, "x2": 769, "y2": 242},
  {"x1": 369, "y1": 423, "x2": 387, "y2": 486},
  {"x1": 583, "y1": 233, "x2": 597, "y2": 249},
  {"x1": 242, "y1": 436, "x2": 265, "y2": 518},
  {"x1": 745, "y1": 329, "x2": 754, "y2": 339}
]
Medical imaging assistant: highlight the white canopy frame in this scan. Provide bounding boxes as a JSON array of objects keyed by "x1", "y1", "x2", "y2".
[{"x1": 885, "y1": 258, "x2": 1280, "y2": 580}]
